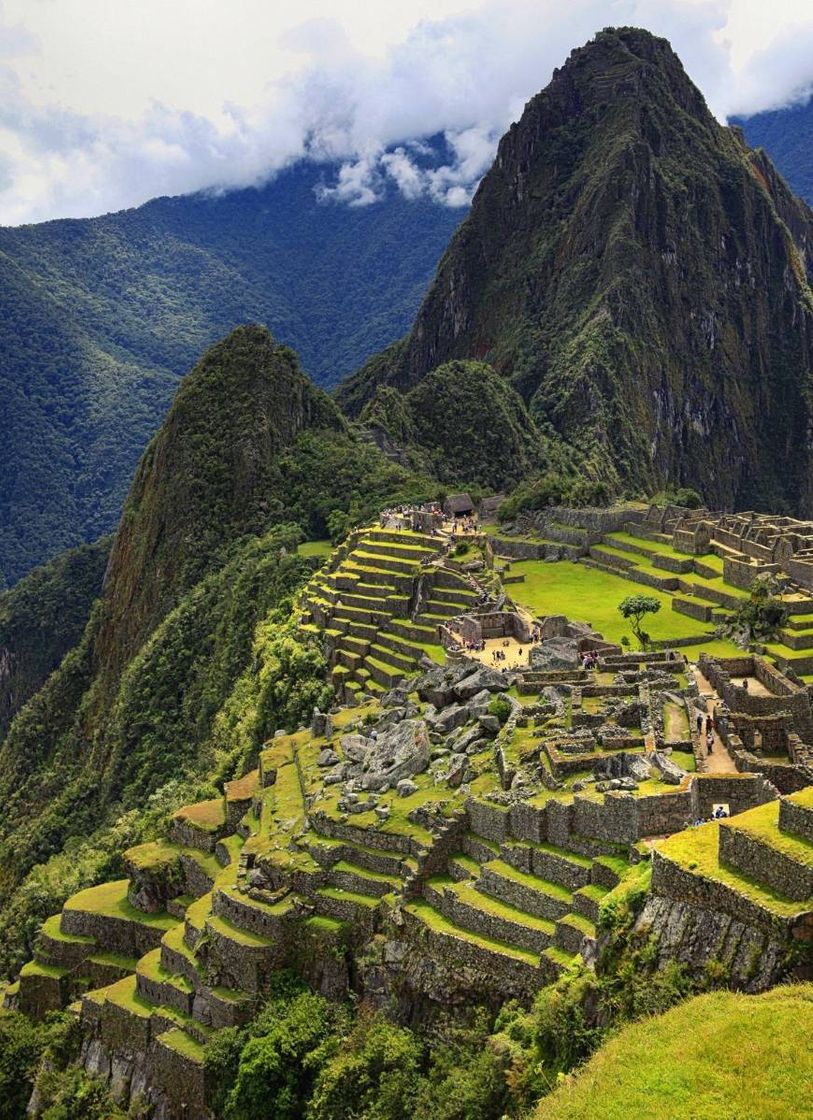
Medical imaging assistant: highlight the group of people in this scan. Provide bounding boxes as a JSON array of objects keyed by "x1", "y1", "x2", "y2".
[
  {"x1": 491, "y1": 639, "x2": 512, "y2": 664},
  {"x1": 451, "y1": 515, "x2": 478, "y2": 534},
  {"x1": 696, "y1": 710, "x2": 719, "y2": 754},
  {"x1": 581, "y1": 650, "x2": 601, "y2": 670}
]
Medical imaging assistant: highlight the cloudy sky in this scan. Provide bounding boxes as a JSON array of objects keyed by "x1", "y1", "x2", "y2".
[{"x1": 0, "y1": 0, "x2": 812, "y2": 225}]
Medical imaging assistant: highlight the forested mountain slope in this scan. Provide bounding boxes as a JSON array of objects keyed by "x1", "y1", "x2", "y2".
[
  {"x1": 339, "y1": 28, "x2": 813, "y2": 516},
  {"x1": 0, "y1": 159, "x2": 460, "y2": 587},
  {"x1": 0, "y1": 324, "x2": 431, "y2": 973}
]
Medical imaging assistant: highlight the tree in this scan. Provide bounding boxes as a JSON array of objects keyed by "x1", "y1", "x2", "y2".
[
  {"x1": 719, "y1": 574, "x2": 788, "y2": 648},
  {"x1": 618, "y1": 595, "x2": 661, "y2": 650}
]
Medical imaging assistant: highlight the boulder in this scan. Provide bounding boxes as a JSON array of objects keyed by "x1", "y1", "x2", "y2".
[
  {"x1": 652, "y1": 751, "x2": 686, "y2": 785},
  {"x1": 317, "y1": 748, "x2": 340, "y2": 767},
  {"x1": 415, "y1": 664, "x2": 471, "y2": 708},
  {"x1": 340, "y1": 734, "x2": 369, "y2": 762},
  {"x1": 454, "y1": 666, "x2": 510, "y2": 700},
  {"x1": 529, "y1": 638, "x2": 580, "y2": 670},
  {"x1": 381, "y1": 687, "x2": 410, "y2": 708},
  {"x1": 429, "y1": 703, "x2": 470, "y2": 734},
  {"x1": 311, "y1": 709, "x2": 333, "y2": 739},
  {"x1": 477, "y1": 714, "x2": 501, "y2": 736},
  {"x1": 396, "y1": 778, "x2": 418, "y2": 797},
  {"x1": 445, "y1": 753, "x2": 469, "y2": 788},
  {"x1": 360, "y1": 719, "x2": 430, "y2": 792}
]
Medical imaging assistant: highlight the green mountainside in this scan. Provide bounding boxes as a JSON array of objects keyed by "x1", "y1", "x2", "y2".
[
  {"x1": 0, "y1": 162, "x2": 460, "y2": 587},
  {"x1": 338, "y1": 28, "x2": 813, "y2": 514},
  {"x1": 0, "y1": 536, "x2": 111, "y2": 741},
  {"x1": 0, "y1": 325, "x2": 432, "y2": 973}
]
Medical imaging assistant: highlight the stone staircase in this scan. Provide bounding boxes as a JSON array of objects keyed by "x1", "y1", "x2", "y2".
[{"x1": 301, "y1": 527, "x2": 482, "y2": 699}]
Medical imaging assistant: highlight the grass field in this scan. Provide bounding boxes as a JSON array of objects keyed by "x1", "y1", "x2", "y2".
[
  {"x1": 507, "y1": 560, "x2": 741, "y2": 656},
  {"x1": 298, "y1": 539, "x2": 332, "y2": 558},
  {"x1": 535, "y1": 984, "x2": 813, "y2": 1120}
]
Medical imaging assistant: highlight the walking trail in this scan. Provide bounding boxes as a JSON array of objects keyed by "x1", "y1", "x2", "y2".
[{"x1": 691, "y1": 666, "x2": 737, "y2": 773}]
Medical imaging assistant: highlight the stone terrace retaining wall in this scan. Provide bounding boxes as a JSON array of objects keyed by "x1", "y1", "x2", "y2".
[{"x1": 718, "y1": 825, "x2": 813, "y2": 901}]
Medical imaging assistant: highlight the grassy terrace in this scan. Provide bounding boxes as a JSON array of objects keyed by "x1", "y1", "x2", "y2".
[
  {"x1": 656, "y1": 824, "x2": 805, "y2": 917},
  {"x1": 64, "y1": 881, "x2": 177, "y2": 929},
  {"x1": 404, "y1": 899, "x2": 540, "y2": 966},
  {"x1": 507, "y1": 560, "x2": 741, "y2": 656},
  {"x1": 721, "y1": 801, "x2": 813, "y2": 867},
  {"x1": 297, "y1": 539, "x2": 332, "y2": 559}
]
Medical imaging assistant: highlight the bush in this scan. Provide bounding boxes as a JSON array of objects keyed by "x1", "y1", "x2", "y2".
[{"x1": 488, "y1": 696, "x2": 512, "y2": 725}]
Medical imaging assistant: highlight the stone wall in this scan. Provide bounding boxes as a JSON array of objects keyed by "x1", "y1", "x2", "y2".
[{"x1": 719, "y1": 825, "x2": 813, "y2": 901}]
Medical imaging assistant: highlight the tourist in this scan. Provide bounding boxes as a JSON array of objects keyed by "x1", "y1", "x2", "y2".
[
  {"x1": 696, "y1": 713, "x2": 703, "y2": 733},
  {"x1": 706, "y1": 731, "x2": 714, "y2": 754},
  {"x1": 742, "y1": 679, "x2": 749, "y2": 691}
]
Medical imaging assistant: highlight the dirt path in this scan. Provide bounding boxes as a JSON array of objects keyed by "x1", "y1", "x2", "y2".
[{"x1": 691, "y1": 667, "x2": 738, "y2": 773}]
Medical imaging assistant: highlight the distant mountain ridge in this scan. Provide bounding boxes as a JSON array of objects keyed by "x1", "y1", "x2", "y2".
[
  {"x1": 736, "y1": 95, "x2": 813, "y2": 206},
  {"x1": 0, "y1": 154, "x2": 461, "y2": 587}
]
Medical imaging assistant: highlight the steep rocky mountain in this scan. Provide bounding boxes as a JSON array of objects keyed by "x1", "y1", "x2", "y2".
[
  {"x1": 0, "y1": 158, "x2": 461, "y2": 587},
  {"x1": 338, "y1": 27, "x2": 813, "y2": 516},
  {"x1": 737, "y1": 95, "x2": 813, "y2": 206},
  {"x1": 0, "y1": 324, "x2": 431, "y2": 968}
]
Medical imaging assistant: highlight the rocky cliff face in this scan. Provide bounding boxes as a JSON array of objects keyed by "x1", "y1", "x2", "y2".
[{"x1": 340, "y1": 27, "x2": 813, "y2": 513}]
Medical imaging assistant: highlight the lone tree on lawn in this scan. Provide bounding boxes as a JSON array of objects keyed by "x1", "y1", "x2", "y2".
[{"x1": 618, "y1": 594, "x2": 661, "y2": 650}]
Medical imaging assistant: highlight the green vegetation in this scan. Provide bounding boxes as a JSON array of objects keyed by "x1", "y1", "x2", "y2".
[
  {"x1": 718, "y1": 574, "x2": 790, "y2": 648},
  {"x1": 403, "y1": 360, "x2": 543, "y2": 490},
  {"x1": 618, "y1": 594, "x2": 662, "y2": 649},
  {"x1": 507, "y1": 560, "x2": 740, "y2": 653},
  {"x1": 535, "y1": 984, "x2": 813, "y2": 1119},
  {"x1": 0, "y1": 536, "x2": 111, "y2": 742},
  {"x1": 0, "y1": 166, "x2": 460, "y2": 587}
]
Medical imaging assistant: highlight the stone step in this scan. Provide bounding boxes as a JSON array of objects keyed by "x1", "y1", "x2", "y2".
[
  {"x1": 336, "y1": 648, "x2": 363, "y2": 671},
  {"x1": 357, "y1": 539, "x2": 438, "y2": 563},
  {"x1": 363, "y1": 529, "x2": 441, "y2": 550},
  {"x1": 313, "y1": 886, "x2": 380, "y2": 930},
  {"x1": 430, "y1": 588, "x2": 479, "y2": 608},
  {"x1": 477, "y1": 860, "x2": 573, "y2": 921},
  {"x1": 554, "y1": 912, "x2": 597, "y2": 955},
  {"x1": 423, "y1": 599, "x2": 461, "y2": 618},
  {"x1": 329, "y1": 860, "x2": 401, "y2": 898},
  {"x1": 365, "y1": 656, "x2": 408, "y2": 689},
  {"x1": 427, "y1": 876, "x2": 555, "y2": 953},
  {"x1": 388, "y1": 619, "x2": 439, "y2": 643},
  {"x1": 572, "y1": 883, "x2": 610, "y2": 923},
  {"x1": 448, "y1": 854, "x2": 481, "y2": 881},
  {"x1": 375, "y1": 632, "x2": 426, "y2": 665},
  {"x1": 302, "y1": 832, "x2": 414, "y2": 877},
  {"x1": 499, "y1": 840, "x2": 592, "y2": 891},
  {"x1": 35, "y1": 914, "x2": 96, "y2": 971},
  {"x1": 590, "y1": 854, "x2": 628, "y2": 890},
  {"x1": 368, "y1": 642, "x2": 420, "y2": 674},
  {"x1": 780, "y1": 790, "x2": 813, "y2": 843},
  {"x1": 353, "y1": 551, "x2": 420, "y2": 576},
  {"x1": 402, "y1": 900, "x2": 543, "y2": 981},
  {"x1": 541, "y1": 944, "x2": 579, "y2": 979},
  {"x1": 343, "y1": 561, "x2": 400, "y2": 586}
]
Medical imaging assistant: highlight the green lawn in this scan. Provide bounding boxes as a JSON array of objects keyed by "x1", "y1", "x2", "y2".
[
  {"x1": 298, "y1": 539, "x2": 333, "y2": 559},
  {"x1": 507, "y1": 561, "x2": 741, "y2": 656},
  {"x1": 535, "y1": 984, "x2": 813, "y2": 1120}
]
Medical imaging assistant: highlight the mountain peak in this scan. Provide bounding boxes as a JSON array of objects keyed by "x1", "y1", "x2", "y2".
[{"x1": 339, "y1": 30, "x2": 813, "y2": 516}]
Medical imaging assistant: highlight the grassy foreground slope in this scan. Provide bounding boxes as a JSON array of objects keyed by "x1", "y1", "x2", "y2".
[{"x1": 535, "y1": 984, "x2": 813, "y2": 1120}]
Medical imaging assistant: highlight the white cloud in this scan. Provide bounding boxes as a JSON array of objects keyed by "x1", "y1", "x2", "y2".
[{"x1": 0, "y1": 0, "x2": 810, "y2": 223}]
